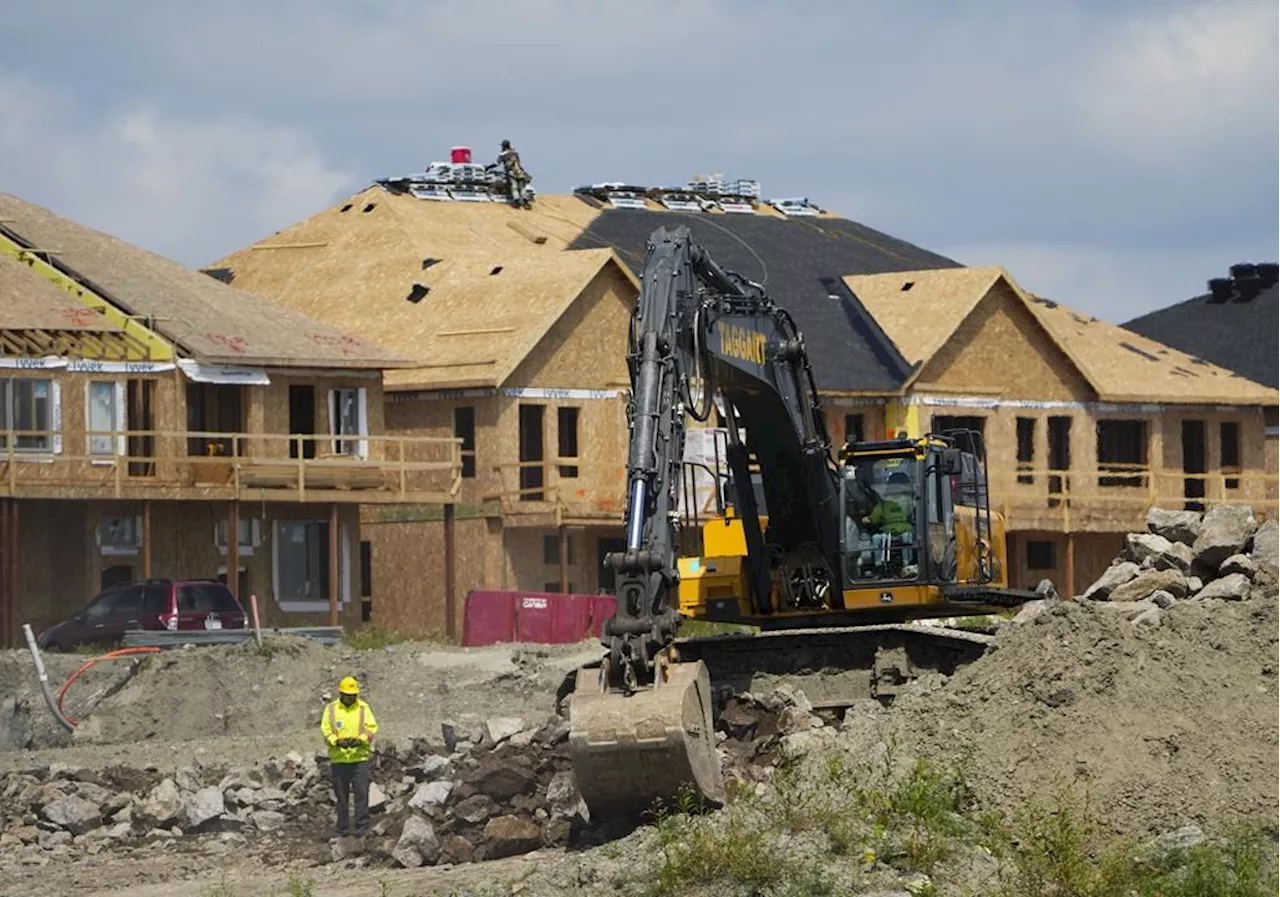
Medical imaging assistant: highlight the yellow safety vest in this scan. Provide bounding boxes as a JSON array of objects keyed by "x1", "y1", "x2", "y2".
[{"x1": 321, "y1": 698, "x2": 378, "y2": 764}]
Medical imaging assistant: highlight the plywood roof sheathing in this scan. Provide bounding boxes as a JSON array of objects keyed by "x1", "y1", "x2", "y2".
[
  {"x1": 845, "y1": 266, "x2": 1277, "y2": 406},
  {"x1": 0, "y1": 254, "x2": 121, "y2": 332},
  {"x1": 0, "y1": 193, "x2": 407, "y2": 370}
]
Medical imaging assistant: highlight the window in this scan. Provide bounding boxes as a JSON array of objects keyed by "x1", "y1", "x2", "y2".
[
  {"x1": 185, "y1": 382, "x2": 244, "y2": 457},
  {"x1": 142, "y1": 584, "x2": 167, "y2": 613},
  {"x1": 1096, "y1": 419, "x2": 1148, "y2": 487},
  {"x1": 557, "y1": 407, "x2": 580, "y2": 478},
  {"x1": 359, "y1": 540, "x2": 373, "y2": 598},
  {"x1": 177, "y1": 583, "x2": 240, "y2": 612},
  {"x1": 329, "y1": 388, "x2": 368, "y2": 459},
  {"x1": 1015, "y1": 417, "x2": 1035, "y2": 484},
  {"x1": 931, "y1": 415, "x2": 985, "y2": 455},
  {"x1": 1220, "y1": 421, "x2": 1241, "y2": 490},
  {"x1": 1026, "y1": 540, "x2": 1056, "y2": 570},
  {"x1": 518, "y1": 405, "x2": 545, "y2": 500},
  {"x1": 0, "y1": 378, "x2": 58, "y2": 452},
  {"x1": 453, "y1": 407, "x2": 476, "y2": 478},
  {"x1": 844, "y1": 413, "x2": 865, "y2": 445},
  {"x1": 214, "y1": 518, "x2": 262, "y2": 555},
  {"x1": 98, "y1": 515, "x2": 142, "y2": 556},
  {"x1": 87, "y1": 381, "x2": 125, "y2": 456},
  {"x1": 273, "y1": 520, "x2": 351, "y2": 613},
  {"x1": 544, "y1": 582, "x2": 575, "y2": 594}
]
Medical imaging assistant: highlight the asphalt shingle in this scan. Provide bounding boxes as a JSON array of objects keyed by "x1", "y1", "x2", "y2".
[
  {"x1": 1124, "y1": 283, "x2": 1278, "y2": 389},
  {"x1": 567, "y1": 209, "x2": 960, "y2": 392}
]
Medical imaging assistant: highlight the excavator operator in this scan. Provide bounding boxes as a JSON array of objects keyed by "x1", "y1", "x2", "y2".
[
  {"x1": 863, "y1": 471, "x2": 916, "y2": 573},
  {"x1": 496, "y1": 139, "x2": 530, "y2": 208}
]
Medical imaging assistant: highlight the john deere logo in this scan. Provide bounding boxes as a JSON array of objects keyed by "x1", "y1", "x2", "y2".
[{"x1": 717, "y1": 322, "x2": 767, "y2": 365}]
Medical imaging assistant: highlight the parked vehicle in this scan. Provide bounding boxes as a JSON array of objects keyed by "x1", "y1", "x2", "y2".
[{"x1": 38, "y1": 579, "x2": 248, "y2": 651}]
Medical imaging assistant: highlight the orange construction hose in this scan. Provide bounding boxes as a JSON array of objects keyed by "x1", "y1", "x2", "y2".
[{"x1": 57, "y1": 647, "x2": 161, "y2": 727}]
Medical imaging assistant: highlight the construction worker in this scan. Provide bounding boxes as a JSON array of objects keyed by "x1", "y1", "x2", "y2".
[
  {"x1": 320, "y1": 676, "x2": 378, "y2": 837},
  {"x1": 497, "y1": 139, "x2": 531, "y2": 207}
]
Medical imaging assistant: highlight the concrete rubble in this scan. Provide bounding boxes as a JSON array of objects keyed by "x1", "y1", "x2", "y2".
[{"x1": 1076, "y1": 506, "x2": 1275, "y2": 623}]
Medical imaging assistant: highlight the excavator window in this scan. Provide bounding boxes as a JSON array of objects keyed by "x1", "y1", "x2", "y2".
[{"x1": 840, "y1": 457, "x2": 920, "y2": 584}]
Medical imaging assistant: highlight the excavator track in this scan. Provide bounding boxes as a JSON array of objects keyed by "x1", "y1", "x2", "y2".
[{"x1": 566, "y1": 623, "x2": 995, "y2": 821}]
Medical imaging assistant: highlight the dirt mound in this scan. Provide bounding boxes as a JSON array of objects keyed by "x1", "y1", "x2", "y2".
[{"x1": 879, "y1": 591, "x2": 1279, "y2": 835}]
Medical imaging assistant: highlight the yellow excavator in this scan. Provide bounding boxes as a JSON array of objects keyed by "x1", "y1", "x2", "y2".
[{"x1": 565, "y1": 226, "x2": 1045, "y2": 820}]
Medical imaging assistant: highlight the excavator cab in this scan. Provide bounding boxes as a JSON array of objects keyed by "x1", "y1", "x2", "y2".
[{"x1": 837, "y1": 429, "x2": 1006, "y2": 613}]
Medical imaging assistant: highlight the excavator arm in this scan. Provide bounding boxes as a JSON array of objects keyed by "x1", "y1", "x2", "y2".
[{"x1": 602, "y1": 225, "x2": 845, "y2": 692}]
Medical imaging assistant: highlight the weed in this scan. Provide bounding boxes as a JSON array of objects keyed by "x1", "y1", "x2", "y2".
[
  {"x1": 255, "y1": 637, "x2": 305, "y2": 660},
  {"x1": 283, "y1": 875, "x2": 315, "y2": 897},
  {"x1": 199, "y1": 879, "x2": 237, "y2": 897},
  {"x1": 345, "y1": 626, "x2": 444, "y2": 650},
  {"x1": 677, "y1": 619, "x2": 759, "y2": 638}
]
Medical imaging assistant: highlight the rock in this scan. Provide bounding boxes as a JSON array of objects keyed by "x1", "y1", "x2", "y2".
[
  {"x1": 391, "y1": 815, "x2": 440, "y2": 868},
  {"x1": 1108, "y1": 568, "x2": 1188, "y2": 604},
  {"x1": 174, "y1": 767, "x2": 202, "y2": 793},
  {"x1": 38, "y1": 829, "x2": 72, "y2": 850},
  {"x1": 1250, "y1": 520, "x2": 1278, "y2": 574},
  {"x1": 252, "y1": 810, "x2": 286, "y2": 832},
  {"x1": 1219, "y1": 554, "x2": 1257, "y2": 579},
  {"x1": 759, "y1": 683, "x2": 813, "y2": 713},
  {"x1": 778, "y1": 706, "x2": 823, "y2": 735},
  {"x1": 534, "y1": 717, "x2": 571, "y2": 746},
  {"x1": 1153, "y1": 824, "x2": 1206, "y2": 856},
  {"x1": 1146, "y1": 508, "x2": 1202, "y2": 546},
  {"x1": 105, "y1": 822, "x2": 133, "y2": 840},
  {"x1": 368, "y1": 782, "x2": 387, "y2": 813},
  {"x1": 40, "y1": 795, "x2": 101, "y2": 835},
  {"x1": 1192, "y1": 573, "x2": 1251, "y2": 602},
  {"x1": 182, "y1": 786, "x2": 226, "y2": 832},
  {"x1": 441, "y1": 720, "x2": 479, "y2": 753},
  {"x1": 1192, "y1": 506, "x2": 1257, "y2": 569},
  {"x1": 330, "y1": 837, "x2": 361, "y2": 862},
  {"x1": 1186, "y1": 575, "x2": 1204, "y2": 594},
  {"x1": 72, "y1": 782, "x2": 113, "y2": 807},
  {"x1": 1154, "y1": 541, "x2": 1195, "y2": 573},
  {"x1": 542, "y1": 817, "x2": 572, "y2": 846},
  {"x1": 1126, "y1": 532, "x2": 1173, "y2": 565},
  {"x1": 507, "y1": 728, "x2": 538, "y2": 747},
  {"x1": 1082, "y1": 561, "x2": 1140, "y2": 600},
  {"x1": 453, "y1": 794, "x2": 499, "y2": 824},
  {"x1": 465, "y1": 757, "x2": 536, "y2": 801},
  {"x1": 419, "y1": 755, "x2": 451, "y2": 782},
  {"x1": 1103, "y1": 601, "x2": 1159, "y2": 621},
  {"x1": 482, "y1": 815, "x2": 542, "y2": 859},
  {"x1": 408, "y1": 780, "x2": 454, "y2": 811},
  {"x1": 482, "y1": 717, "x2": 525, "y2": 745},
  {"x1": 1132, "y1": 607, "x2": 1162, "y2": 628},
  {"x1": 544, "y1": 772, "x2": 584, "y2": 818},
  {"x1": 440, "y1": 834, "x2": 475, "y2": 864},
  {"x1": 139, "y1": 779, "x2": 183, "y2": 827},
  {"x1": 1011, "y1": 598, "x2": 1057, "y2": 625},
  {"x1": 1150, "y1": 590, "x2": 1175, "y2": 609},
  {"x1": 11, "y1": 825, "x2": 40, "y2": 845}
]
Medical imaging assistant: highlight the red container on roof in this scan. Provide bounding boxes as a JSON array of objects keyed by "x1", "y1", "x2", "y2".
[
  {"x1": 462, "y1": 591, "x2": 617, "y2": 647},
  {"x1": 450, "y1": 146, "x2": 472, "y2": 164}
]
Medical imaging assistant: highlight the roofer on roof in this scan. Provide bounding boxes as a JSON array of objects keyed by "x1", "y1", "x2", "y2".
[
  {"x1": 321, "y1": 676, "x2": 379, "y2": 838},
  {"x1": 496, "y1": 140, "x2": 531, "y2": 208}
]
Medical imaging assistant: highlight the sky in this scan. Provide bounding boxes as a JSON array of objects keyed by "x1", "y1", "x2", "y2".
[{"x1": 0, "y1": 0, "x2": 1276, "y2": 323}]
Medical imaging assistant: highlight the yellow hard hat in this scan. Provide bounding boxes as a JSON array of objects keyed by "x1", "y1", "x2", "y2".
[{"x1": 338, "y1": 676, "x2": 359, "y2": 695}]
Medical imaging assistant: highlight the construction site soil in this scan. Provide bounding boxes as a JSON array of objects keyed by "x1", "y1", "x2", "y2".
[{"x1": 1, "y1": 533, "x2": 1276, "y2": 895}]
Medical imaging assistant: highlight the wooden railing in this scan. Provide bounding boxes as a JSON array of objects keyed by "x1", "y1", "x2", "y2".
[
  {"x1": 483, "y1": 459, "x2": 627, "y2": 520},
  {"x1": 0, "y1": 428, "x2": 463, "y2": 503}
]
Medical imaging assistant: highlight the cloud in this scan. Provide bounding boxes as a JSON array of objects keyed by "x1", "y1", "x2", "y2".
[
  {"x1": 0, "y1": 1, "x2": 1274, "y2": 320},
  {"x1": 0, "y1": 72, "x2": 353, "y2": 266}
]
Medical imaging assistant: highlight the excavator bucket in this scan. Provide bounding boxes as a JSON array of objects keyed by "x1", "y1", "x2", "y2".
[{"x1": 568, "y1": 659, "x2": 724, "y2": 820}]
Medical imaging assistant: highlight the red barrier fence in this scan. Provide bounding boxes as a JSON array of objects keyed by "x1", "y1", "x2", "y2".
[{"x1": 462, "y1": 591, "x2": 616, "y2": 647}]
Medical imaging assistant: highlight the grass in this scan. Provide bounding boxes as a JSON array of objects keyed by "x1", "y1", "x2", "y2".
[
  {"x1": 284, "y1": 876, "x2": 316, "y2": 897},
  {"x1": 678, "y1": 619, "x2": 760, "y2": 639},
  {"x1": 344, "y1": 625, "x2": 448, "y2": 650},
  {"x1": 646, "y1": 740, "x2": 1278, "y2": 897}
]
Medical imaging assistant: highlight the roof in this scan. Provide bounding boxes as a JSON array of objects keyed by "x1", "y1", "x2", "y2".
[
  {"x1": 215, "y1": 208, "x2": 632, "y2": 388},
  {"x1": 1123, "y1": 282, "x2": 1278, "y2": 390},
  {"x1": 568, "y1": 209, "x2": 957, "y2": 392},
  {"x1": 212, "y1": 186, "x2": 951, "y2": 393},
  {"x1": 0, "y1": 193, "x2": 406, "y2": 369},
  {"x1": 845, "y1": 266, "x2": 1277, "y2": 406},
  {"x1": 0, "y1": 254, "x2": 119, "y2": 332}
]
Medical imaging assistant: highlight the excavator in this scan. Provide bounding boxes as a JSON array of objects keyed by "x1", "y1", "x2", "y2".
[{"x1": 565, "y1": 226, "x2": 1047, "y2": 820}]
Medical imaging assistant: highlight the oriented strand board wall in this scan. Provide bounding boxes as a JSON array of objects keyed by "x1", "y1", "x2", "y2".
[
  {"x1": 256, "y1": 373, "x2": 387, "y2": 459},
  {"x1": 17, "y1": 500, "x2": 89, "y2": 633},
  {"x1": 364, "y1": 514, "x2": 490, "y2": 636},
  {"x1": 916, "y1": 283, "x2": 1094, "y2": 402},
  {"x1": 1005, "y1": 530, "x2": 1120, "y2": 596},
  {"x1": 384, "y1": 395, "x2": 501, "y2": 508}
]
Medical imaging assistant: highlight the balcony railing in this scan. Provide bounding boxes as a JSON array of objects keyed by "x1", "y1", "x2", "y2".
[
  {"x1": 0, "y1": 429, "x2": 463, "y2": 503},
  {"x1": 483, "y1": 459, "x2": 627, "y2": 522}
]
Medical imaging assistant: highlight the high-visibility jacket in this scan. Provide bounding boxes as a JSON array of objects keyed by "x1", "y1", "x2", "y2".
[{"x1": 321, "y1": 698, "x2": 378, "y2": 764}]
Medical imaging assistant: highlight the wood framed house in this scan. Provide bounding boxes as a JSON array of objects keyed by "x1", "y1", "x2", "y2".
[{"x1": 0, "y1": 194, "x2": 462, "y2": 646}]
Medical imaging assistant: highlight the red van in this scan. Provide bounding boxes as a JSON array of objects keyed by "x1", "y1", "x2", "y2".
[{"x1": 38, "y1": 579, "x2": 248, "y2": 651}]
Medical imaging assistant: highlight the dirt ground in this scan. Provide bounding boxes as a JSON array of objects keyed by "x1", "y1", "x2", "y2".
[{"x1": 2, "y1": 580, "x2": 1277, "y2": 896}]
